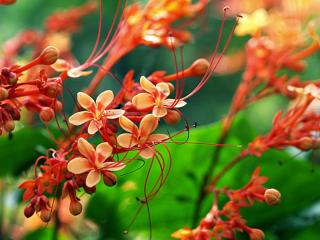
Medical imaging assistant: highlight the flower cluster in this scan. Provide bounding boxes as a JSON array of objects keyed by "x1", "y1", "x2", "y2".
[
  {"x1": 172, "y1": 168, "x2": 281, "y2": 240},
  {"x1": 13, "y1": 0, "x2": 236, "y2": 225}
]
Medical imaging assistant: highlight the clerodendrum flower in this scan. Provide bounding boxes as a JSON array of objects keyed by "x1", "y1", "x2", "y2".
[
  {"x1": 288, "y1": 84, "x2": 320, "y2": 100},
  {"x1": 132, "y1": 76, "x2": 186, "y2": 117},
  {"x1": 117, "y1": 114, "x2": 168, "y2": 159},
  {"x1": 69, "y1": 90, "x2": 125, "y2": 134},
  {"x1": 67, "y1": 138, "x2": 125, "y2": 188}
]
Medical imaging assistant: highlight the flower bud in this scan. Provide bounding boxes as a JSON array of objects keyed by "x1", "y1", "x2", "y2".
[
  {"x1": 190, "y1": 58, "x2": 209, "y2": 76},
  {"x1": 4, "y1": 120, "x2": 15, "y2": 132},
  {"x1": 53, "y1": 101, "x2": 62, "y2": 112},
  {"x1": 83, "y1": 185, "x2": 96, "y2": 194},
  {"x1": 249, "y1": 228, "x2": 265, "y2": 240},
  {"x1": 296, "y1": 137, "x2": 314, "y2": 151},
  {"x1": 264, "y1": 188, "x2": 281, "y2": 205},
  {"x1": 164, "y1": 110, "x2": 181, "y2": 125},
  {"x1": 40, "y1": 107, "x2": 55, "y2": 122},
  {"x1": 42, "y1": 81, "x2": 62, "y2": 98},
  {"x1": 0, "y1": 87, "x2": 8, "y2": 101},
  {"x1": 8, "y1": 72, "x2": 18, "y2": 85},
  {"x1": 24, "y1": 204, "x2": 35, "y2": 218},
  {"x1": 69, "y1": 201, "x2": 82, "y2": 216},
  {"x1": 40, "y1": 209, "x2": 51, "y2": 223},
  {"x1": 103, "y1": 172, "x2": 117, "y2": 187},
  {"x1": 39, "y1": 46, "x2": 59, "y2": 65}
]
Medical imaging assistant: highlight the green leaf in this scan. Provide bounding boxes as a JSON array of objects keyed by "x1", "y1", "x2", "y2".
[{"x1": 0, "y1": 128, "x2": 54, "y2": 176}]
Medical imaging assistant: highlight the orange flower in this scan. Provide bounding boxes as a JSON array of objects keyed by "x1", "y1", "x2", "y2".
[
  {"x1": 117, "y1": 114, "x2": 168, "y2": 158},
  {"x1": 288, "y1": 84, "x2": 320, "y2": 100},
  {"x1": 132, "y1": 76, "x2": 186, "y2": 117},
  {"x1": 69, "y1": 90, "x2": 125, "y2": 134},
  {"x1": 52, "y1": 59, "x2": 93, "y2": 78},
  {"x1": 67, "y1": 138, "x2": 125, "y2": 188}
]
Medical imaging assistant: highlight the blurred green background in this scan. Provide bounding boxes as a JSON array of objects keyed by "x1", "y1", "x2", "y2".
[{"x1": 1, "y1": 0, "x2": 320, "y2": 240}]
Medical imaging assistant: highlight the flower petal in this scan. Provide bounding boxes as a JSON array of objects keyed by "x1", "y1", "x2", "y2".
[
  {"x1": 156, "y1": 82, "x2": 170, "y2": 97},
  {"x1": 132, "y1": 93, "x2": 155, "y2": 109},
  {"x1": 152, "y1": 106, "x2": 167, "y2": 118},
  {"x1": 139, "y1": 114, "x2": 158, "y2": 137},
  {"x1": 88, "y1": 120, "x2": 101, "y2": 135},
  {"x1": 51, "y1": 59, "x2": 71, "y2": 72},
  {"x1": 68, "y1": 68, "x2": 93, "y2": 78},
  {"x1": 119, "y1": 116, "x2": 139, "y2": 134},
  {"x1": 96, "y1": 90, "x2": 114, "y2": 112},
  {"x1": 96, "y1": 142, "x2": 113, "y2": 163},
  {"x1": 69, "y1": 111, "x2": 93, "y2": 125},
  {"x1": 147, "y1": 134, "x2": 168, "y2": 143},
  {"x1": 139, "y1": 148, "x2": 155, "y2": 159},
  {"x1": 105, "y1": 109, "x2": 125, "y2": 119},
  {"x1": 67, "y1": 157, "x2": 92, "y2": 174},
  {"x1": 140, "y1": 76, "x2": 156, "y2": 93},
  {"x1": 163, "y1": 99, "x2": 187, "y2": 108},
  {"x1": 117, "y1": 133, "x2": 138, "y2": 148},
  {"x1": 77, "y1": 92, "x2": 95, "y2": 110},
  {"x1": 86, "y1": 170, "x2": 101, "y2": 188},
  {"x1": 77, "y1": 137, "x2": 95, "y2": 160},
  {"x1": 102, "y1": 161, "x2": 126, "y2": 171}
]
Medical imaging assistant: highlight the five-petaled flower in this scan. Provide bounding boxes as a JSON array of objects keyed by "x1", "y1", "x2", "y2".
[
  {"x1": 132, "y1": 76, "x2": 186, "y2": 117},
  {"x1": 67, "y1": 138, "x2": 126, "y2": 188},
  {"x1": 69, "y1": 90, "x2": 125, "y2": 134},
  {"x1": 117, "y1": 114, "x2": 168, "y2": 158},
  {"x1": 288, "y1": 84, "x2": 320, "y2": 100}
]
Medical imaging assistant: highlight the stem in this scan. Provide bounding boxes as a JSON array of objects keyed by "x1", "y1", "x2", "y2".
[
  {"x1": 52, "y1": 198, "x2": 61, "y2": 240},
  {"x1": 192, "y1": 115, "x2": 233, "y2": 226},
  {"x1": 288, "y1": 41, "x2": 320, "y2": 63},
  {"x1": 206, "y1": 149, "x2": 249, "y2": 190},
  {"x1": 0, "y1": 181, "x2": 4, "y2": 239},
  {"x1": 85, "y1": 47, "x2": 132, "y2": 96}
]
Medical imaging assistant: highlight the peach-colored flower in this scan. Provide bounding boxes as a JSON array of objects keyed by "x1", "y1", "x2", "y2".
[
  {"x1": 288, "y1": 84, "x2": 320, "y2": 100},
  {"x1": 52, "y1": 58, "x2": 93, "y2": 78},
  {"x1": 69, "y1": 90, "x2": 125, "y2": 134},
  {"x1": 132, "y1": 76, "x2": 186, "y2": 117},
  {"x1": 67, "y1": 138, "x2": 125, "y2": 188},
  {"x1": 117, "y1": 114, "x2": 168, "y2": 159}
]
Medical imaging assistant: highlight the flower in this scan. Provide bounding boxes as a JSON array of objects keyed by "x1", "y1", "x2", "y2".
[
  {"x1": 67, "y1": 138, "x2": 125, "y2": 188},
  {"x1": 69, "y1": 90, "x2": 125, "y2": 134},
  {"x1": 117, "y1": 114, "x2": 168, "y2": 158},
  {"x1": 235, "y1": 8, "x2": 269, "y2": 36},
  {"x1": 52, "y1": 58, "x2": 93, "y2": 78},
  {"x1": 132, "y1": 76, "x2": 186, "y2": 117},
  {"x1": 288, "y1": 84, "x2": 320, "y2": 100}
]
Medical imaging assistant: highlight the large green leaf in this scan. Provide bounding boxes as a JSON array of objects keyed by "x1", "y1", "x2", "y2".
[
  {"x1": 0, "y1": 128, "x2": 54, "y2": 176},
  {"x1": 85, "y1": 116, "x2": 320, "y2": 239}
]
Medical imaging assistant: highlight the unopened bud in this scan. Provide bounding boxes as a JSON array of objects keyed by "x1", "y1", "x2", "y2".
[
  {"x1": 164, "y1": 110, "x2": 181, "y2": 125},
  {"x1": 24, "y1": 205, "x2": 35, "y2": 218},
  {"x1": 40, "y1": 209, "x2": 51, "y2": 223},
  {"x1": 69, "y1": 201, "x2": 82, "y2": 216},
  {"x1": 249, "y1": 228, "x2": 265, "y2": 240},
  {"x1": 3, "y1": 104, "x2": 20, "y2": 120},
  {"x1": 0, "y1": 87, "x2": 8, "y2": 101},
  {"x1": 190, "y1": 58, "x2": 209, "y2": 76},
  {"x1": 39, "y1": 46, "x2": 59, "y2": 65},
  {"x1": 297, "y1": 137, "x2": 316, "y2": 151},
  {"x1": 103, "y1": 172, "x2": 117, "y2": 187},
  {"x1": 39, "y1": 107, "x2": 55, "y2": 122},
  {"x1": 83, "y1": 185, "x2": 96, "y2": 194},
  {"x1": 42, "y1": 81, "x2": 62, "y2": 98},
  {"x1": 4, "y1": 120, "x2": 15, "y2": 132},
  {"x1": 8, "y1": 72, "x2": 18, "y2": 85},
  {"x1": 53, "y1": 101, "x2": 62, "y2": 112},
  {"x1": 264, "y1": 188, "x2": 281, "y2": 205}
]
